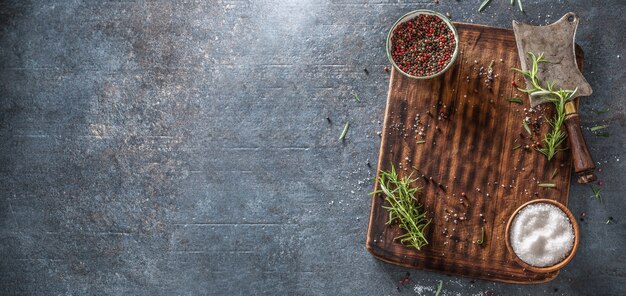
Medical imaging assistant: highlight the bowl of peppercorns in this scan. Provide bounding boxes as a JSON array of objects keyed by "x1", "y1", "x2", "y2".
[{"x1": 386, "y1": 10, "x2": 459, "y2": 79}]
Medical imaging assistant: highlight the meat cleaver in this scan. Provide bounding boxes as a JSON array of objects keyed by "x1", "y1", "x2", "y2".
[{"x1": 513, "y1": 12, "x2": 596, "y2": 184}]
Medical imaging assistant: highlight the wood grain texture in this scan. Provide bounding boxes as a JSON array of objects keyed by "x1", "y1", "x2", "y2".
[{"x1": 366, "y1": 23, "x2": 585, "y2": 284}]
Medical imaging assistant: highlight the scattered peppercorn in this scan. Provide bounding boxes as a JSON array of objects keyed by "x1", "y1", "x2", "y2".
[
  {"x1": 384, "y1": 66, "x2": 389, "y2": 72},
  {"x1": 390, "y1": 14, "x2": 456, "y2": 77}
]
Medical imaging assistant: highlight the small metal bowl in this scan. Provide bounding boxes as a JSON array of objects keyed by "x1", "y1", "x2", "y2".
[
  {"x1": 386, "y1": 10, "x2": 459, "y2": 79},
  {"x1": 505, "y1": 199, "x2": 580, "y2": 273}
]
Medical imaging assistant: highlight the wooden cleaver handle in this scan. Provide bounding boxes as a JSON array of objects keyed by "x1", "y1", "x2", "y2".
[{"x1": 563, "y1": 101, "x2": 597, "y2": 184}]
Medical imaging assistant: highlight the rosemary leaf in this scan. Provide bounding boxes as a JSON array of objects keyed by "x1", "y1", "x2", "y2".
[
  {"x1": 590, "y1": 125, "x2": 609, "y2": 132},
  {"x1": 551, "y1": 168, "x2": 558, "y2": 179},
  {"x1": 351, "y1": 91, "x2": 360, "y2": 102},
  {"x1": 517, "y1": 0, "x2": 523, "y2": 12},
  {"x1": 596, "y1": 132, "x2": 610, "y2": 137},
  {"x1": 507, "y1": 98, "x2": 523, "y2": 104},
  {"x1": 339, "y1": 122, "x2": 350, "y2": 141},
  {"x1": 513, "y1": 144, "x2": 522, "y2": 150},
  {"x1": 511, "y1": 0, "x2": 514, "y2": 5},
  {"x1": 593, "y1": 108, "x2": 609, "y2": 115},
  {"x1": 435, "y1": 280, "x2": 443, "y2": 296},
  {"x1": 538, "y1": 183, "x2": 556, "y2": 188},
  {"x1": 522, "y1": 119, "x2": 532, "y2": 135},
  {"x1": 476, "y1": 226, "x2": 485, "y2": 245},
  {"x1": 479, "y1": 0, "x2": 492, "y2": 12},
  {"x1": 416, "y1": 140, "x2": 426, "y2": 144}
]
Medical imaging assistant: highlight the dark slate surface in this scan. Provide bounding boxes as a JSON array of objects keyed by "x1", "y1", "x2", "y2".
[{"x1": 0, "y1": 1, "x2": 624, "y2": 295}]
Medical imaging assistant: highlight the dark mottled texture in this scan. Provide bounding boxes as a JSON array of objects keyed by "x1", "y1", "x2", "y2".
[{"x1": 0, "y1": 1, "x2": 624, "y2": 295}]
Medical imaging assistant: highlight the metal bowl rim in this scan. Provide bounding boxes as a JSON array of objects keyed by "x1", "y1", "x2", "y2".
[{"x1": 386, "y1": 9, "x2": 459, "y2": 79}]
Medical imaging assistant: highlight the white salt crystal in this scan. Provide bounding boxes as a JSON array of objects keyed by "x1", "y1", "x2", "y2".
[{"x1": 510, "y1": 203, "x2": 574, "y2": 267}]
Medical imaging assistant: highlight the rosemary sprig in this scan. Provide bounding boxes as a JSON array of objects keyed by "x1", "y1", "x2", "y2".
[
  {"x1": 371, "y1": 165, "x2": 430, "y2": 250},
  {"x1": 589, "y1": 185, "x2": 602, "y2": 203},
  {"x1": 507, "y1": 97, "x2": 523, "y2": 104},
  {"x1": 476, "y1": 226, "x2": 485, "y2": 246},
  {"x1": 513, "y1": 52, "x2": 578, "y2": 161},
  {"x1": 339, "y1": 122, "x2": 350, "y2": 141}
]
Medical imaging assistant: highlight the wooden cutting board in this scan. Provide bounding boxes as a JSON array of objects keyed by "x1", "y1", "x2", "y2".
[{"x1": 366, "y1": 23, "x2": 584, "y2": 284}]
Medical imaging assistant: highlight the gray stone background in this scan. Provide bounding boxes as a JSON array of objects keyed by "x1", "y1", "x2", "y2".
[{"x1": 0, "y1": 0, "x2": 624, "y2": 295}]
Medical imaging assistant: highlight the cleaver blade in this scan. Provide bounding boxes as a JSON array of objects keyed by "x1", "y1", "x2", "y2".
[{"x1": 512, "y1": 12, "x2": 592, "y2": 107}]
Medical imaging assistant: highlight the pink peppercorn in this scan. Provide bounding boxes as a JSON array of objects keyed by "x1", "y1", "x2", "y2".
[{"x1": 390, "y1": 14, "x2": 455, "y2": 77}]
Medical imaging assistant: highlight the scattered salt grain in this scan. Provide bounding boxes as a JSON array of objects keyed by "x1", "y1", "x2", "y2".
[
  {"x1": 413, "y1": 284, "x2": 434, "y2": 294},
  {"x1": 510, "y1": 203, "x2": 574, "y2": 267}
]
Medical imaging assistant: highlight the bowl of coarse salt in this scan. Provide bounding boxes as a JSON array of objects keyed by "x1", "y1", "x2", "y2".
[{"x1": 505, "y1": 199, "x2": 580, "y2": 273}]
